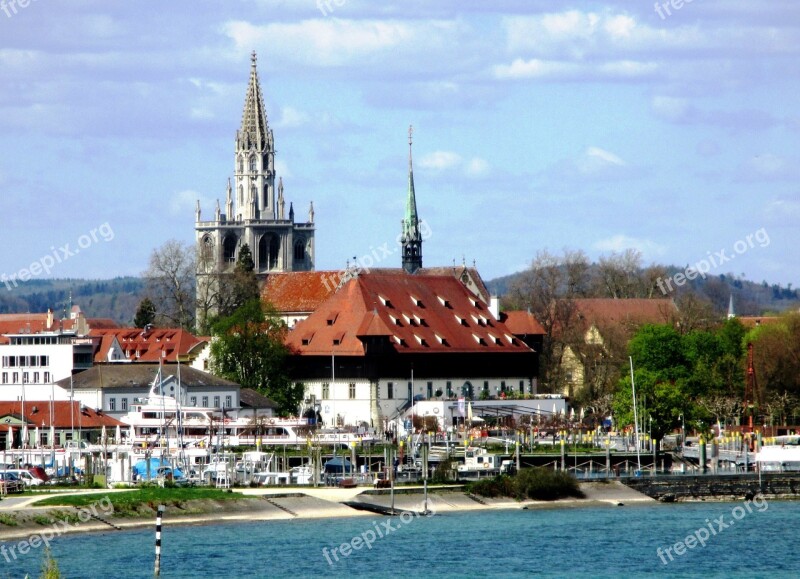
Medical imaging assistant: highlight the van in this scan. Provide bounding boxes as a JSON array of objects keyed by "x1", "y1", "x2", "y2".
[{"x1": 6, "y1": 469, "x2": 44, "y2": 486}]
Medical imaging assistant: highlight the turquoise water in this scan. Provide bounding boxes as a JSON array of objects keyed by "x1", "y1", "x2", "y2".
[{"x1": 2, "y1": 501, "x2": 797, "y2": 578}]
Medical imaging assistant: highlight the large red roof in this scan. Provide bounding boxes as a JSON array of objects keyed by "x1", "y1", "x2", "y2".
[
  {"x1": 0, "y1": 400, "x2": 123, "y2": 428},
  {"x1": 500, "y1": 310, "x2": 546, "y2": 335},
  {"x1": 262, "y1": 271, "x2": 339, "y2": 313},
  {"x1": 287, "y1": 273, "x2": 533, "y2": 356}
]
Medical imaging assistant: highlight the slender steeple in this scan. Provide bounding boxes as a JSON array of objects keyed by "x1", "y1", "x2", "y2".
[
  {"x1": 401, "y1": 125, "x2": 422, "y2": 274},
  {"x1": 235, "y1": 51, "x2": 275, "y2": 221},
  {"x1": 727, "y1": 294, "x2": 735, "y2": 319}
]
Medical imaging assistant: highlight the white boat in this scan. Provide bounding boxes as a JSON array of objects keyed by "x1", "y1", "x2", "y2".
[{"x1": 756, "y1": 435, "x2": 800, "y2": 472}]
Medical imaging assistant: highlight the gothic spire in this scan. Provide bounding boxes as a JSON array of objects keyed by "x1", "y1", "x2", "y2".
[
  {"x1": 238, "y1": 51, "x2": 270, "y2": 151},
  {"x1": 401, "y1": 125, "x2": 423, "y2": 274}
]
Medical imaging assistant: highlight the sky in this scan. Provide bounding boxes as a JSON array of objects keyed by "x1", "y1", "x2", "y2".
[{"x1": 0, "y1": 0, "x2": 798, "y2": 290}]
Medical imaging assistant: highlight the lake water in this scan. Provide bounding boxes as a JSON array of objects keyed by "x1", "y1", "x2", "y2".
[{"x1": 3, "y1": 500, "x2": 797, "y2": 578}]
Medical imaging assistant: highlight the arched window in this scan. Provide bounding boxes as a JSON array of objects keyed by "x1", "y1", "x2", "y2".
[
  {"x1": 249, "y1": 155, "x2": 257, "y2": 172},
  {"x1": 259, "y1": 234, "x2": 279, "y2": 270},
  {"x1": 294, "y1": 239, "x2": 305, "y2": 261},
  {"x1": 223, "y1": 235, "x2": 237, "y2": 264},
  {"x1": 200, "y1": 236, "x2": 214, "y2": 266},
  {"x1": 238, "y1": 156, "x2": 244, "y2": 174}
]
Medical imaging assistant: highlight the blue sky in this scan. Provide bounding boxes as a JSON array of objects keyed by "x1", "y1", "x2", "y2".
[{"x1": 0, "y1": 0, "x2": 798, "y2": 287}]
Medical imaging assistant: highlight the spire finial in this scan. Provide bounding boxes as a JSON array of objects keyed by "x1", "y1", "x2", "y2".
[
  {"x1": 251, "y1": 51, "x2": 257, "y2": 68},
  {"x1": 408, "y1": 124, "x2": 413, "y2": 166}
]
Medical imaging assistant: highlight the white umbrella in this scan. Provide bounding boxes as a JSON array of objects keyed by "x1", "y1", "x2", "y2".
[
  {"x1": 467, "y1": 402, "x2": 473, "y2": 423},
  {"x1": 101, "y1": 425, "x2": 107, "y2": 445},
  {"x1": 34, "y1": 426, "x2": 39, "y2": 449},
  {"x1": 115, "y1": 425, "x2": 122, "y2": 445},
  {"x1": 7, "y1": 426, "x2": 13, "y2": 450}
]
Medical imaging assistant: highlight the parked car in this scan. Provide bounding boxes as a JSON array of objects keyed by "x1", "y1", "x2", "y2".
[
  {"x1": 0, "y1": 472, "x2": 24, "y2": 494},
  {"x1": 6, "y1": 470, "x2": 44, "y2": 487}
]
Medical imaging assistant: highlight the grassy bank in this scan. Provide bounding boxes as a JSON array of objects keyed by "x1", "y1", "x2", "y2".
[
  {"x1": 35, "y1": 487, "x2": 255, "y2": 515},
  {"x1": 468, "y1": 467, "x2": 585, "y2": 501}
]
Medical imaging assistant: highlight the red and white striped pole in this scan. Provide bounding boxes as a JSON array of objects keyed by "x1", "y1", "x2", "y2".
[{"x1": 154, "y1": 504, "x2": 165, "y2": 576}]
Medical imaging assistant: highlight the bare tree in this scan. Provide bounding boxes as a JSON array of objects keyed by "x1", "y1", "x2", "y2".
[
  {"x1": 504, "y1": 249, "x2": 589, "y2": 393},
  {"x1": 594, "y1": 249, "x2": 645, "y2": 298},
  {"x1": 143, "y1": 239, "x2": 196, "y2": 331}
]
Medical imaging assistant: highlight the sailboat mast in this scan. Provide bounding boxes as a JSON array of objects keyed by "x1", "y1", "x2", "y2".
[{"x1": 629, "y1": 356, "x2": 642, "y2": 471}]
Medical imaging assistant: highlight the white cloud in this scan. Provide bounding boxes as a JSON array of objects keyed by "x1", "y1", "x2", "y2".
[
  {"x1": 593, "y1": 234, "x2": 667, "y2": 257},
  {"x1": 173, "y1": 189, "x2": 213, "y2": 217},
  {"x1": 419, "y1": 151, "x2": 462, "y2": 171},
  {"x1": 275, "y1": 106, "x2": 310, "y2": 129},
  {"x1": 738, "y1": 154, "x2": 799, "y2": 182},
  {"x1": 576, "y1": 147, "x2": 626, "y2": 175},
  {"x1": 466, "y1": 157, "x2": 490, "y2": 177}
]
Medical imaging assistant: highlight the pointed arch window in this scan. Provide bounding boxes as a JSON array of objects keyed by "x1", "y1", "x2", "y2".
[
  {"x1": 294, "y1": 239, "x2": 306, "y2": 261},
  {"x1": 238, "y1": 156, "x2": 244, "y2": 174},
  {"x1": 223, "y1": 235, "x2": 237, "y2": 264},
  {"x1": 249, "y1": 155, "x2": 257, "y2": 173},
  {"x1": 259, "y1": 233, "x2": 279, "y2": 270}
]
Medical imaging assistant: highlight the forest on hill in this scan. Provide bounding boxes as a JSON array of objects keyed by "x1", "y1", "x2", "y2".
[{"x1": 0, "y1": 277, "x2": 146, "y2": 325}]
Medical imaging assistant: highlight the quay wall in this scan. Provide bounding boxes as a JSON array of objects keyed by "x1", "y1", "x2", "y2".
[{"x1": 622, "y1": 473, "x2": 800, "y2": 502}]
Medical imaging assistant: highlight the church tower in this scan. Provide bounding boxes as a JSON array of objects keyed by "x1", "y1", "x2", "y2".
[
  {"x1": 195, "y1": 53, "x2": 315, "y2": 315},
  {"x1": 401, "y1": 125, "x2": 423, "y2": 274}
]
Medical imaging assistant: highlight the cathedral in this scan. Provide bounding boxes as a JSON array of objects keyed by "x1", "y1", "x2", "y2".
[{"x1": 195, "y1": 52, "x2": 315, "y2": 287}]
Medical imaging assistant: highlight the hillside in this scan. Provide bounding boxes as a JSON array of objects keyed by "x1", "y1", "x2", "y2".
[
  {"x1": 0, "y1": 277, "x2": 146, "y2": 326},
  {"x1": 487, "y1": 267, "x2": 799, "y2": 317}
]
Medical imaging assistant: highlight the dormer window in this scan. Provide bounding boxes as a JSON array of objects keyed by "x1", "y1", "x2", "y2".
[
  {"x1": 326, "y1": 313, "x2": 338, "y2": 326},
  {"x1": 437, "y1": 296, "x2": 452, "y2": 309},
  {"x1": 411, "y1": 296, "x2": 424, "y2": 308}
]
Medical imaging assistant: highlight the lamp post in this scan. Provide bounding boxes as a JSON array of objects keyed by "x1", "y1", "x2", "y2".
[{"x1": 679, "y1": 414, "x2": 685, "y2": 457}]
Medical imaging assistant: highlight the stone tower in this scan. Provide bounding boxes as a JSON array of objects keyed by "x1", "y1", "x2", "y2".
[{"x1": 195, "y1": 52, "x2": 315, "y2": 308}]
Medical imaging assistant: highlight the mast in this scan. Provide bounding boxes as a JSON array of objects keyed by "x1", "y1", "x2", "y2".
[{"x1": 629, "y1": 356, "x2": 642, "y2": 472}]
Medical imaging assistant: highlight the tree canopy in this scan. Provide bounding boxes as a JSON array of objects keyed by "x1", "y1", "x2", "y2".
[{"x1": 208, "y1": 299, "x2": 303, "y2": 416}]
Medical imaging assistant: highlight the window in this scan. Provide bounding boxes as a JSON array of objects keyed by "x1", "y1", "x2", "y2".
[
  {"x1": 249, "y1": 155, "x2": 257, "y2": 172},
  {"x1": 446, "y1": 381, "x2": 452, "y2": 397},
  {"x1": 40, "y1": 356, "x2": 48, "y2": 367},
  {"x1": 22, "y1": 372, "x2": 29, "y2": 384},
  {"x1": 225, "y1": 395, "x2": 232, "y2": 408},
  {"x1": 109, "y1": 398, "x2": 116, "y2": 411},
  {"x1": 322, "y1": 383, "x2": 330, "y2": 399},
  {"x1": 202, "y1": 396, "x2": 209, "y2": 407},
  {"x1": 190, "y1": 396, "x2": 197, "y2": 407},
  {"x1": 427, "y1": 381, "x2": 433, "y2": 399},
  {"x1": 500, "y1": 381, "x2": 506, "y2": 392},
  {"x1": 33, "y1": 372, "x2": 39, "y2": 383},
  {"x1": 294, "y1": 240, "x2": 305, "y2": 261},
  {"x1": 214, "y1": 396, "x2": 220, "y2": 408},
  {"x1": 1, "y1": 373, "x2": 6, "y2": 384},
  {"x1": 121, "y1": 398, "x2": 128, "y2": 411},
  {"x1": 519, "y1": 380, "x2": 524, "y2": 393},
  {"x1": 387, "y1": 382, "x2": 394, "y2": 399},
  {"x1": 12, "y1": 372, "x2": 18, "y2": 383},
  {"x1": 483, "y1": 381, "x2": 489, "y2": 392},
  {"x1": 349, "y1": 383, "x2": 356, "y2": 399}
]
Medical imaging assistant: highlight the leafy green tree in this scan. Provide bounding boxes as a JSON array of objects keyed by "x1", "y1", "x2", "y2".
[
  {"x1": 133, "y1": 297, "x2": 157, "y2": 328},
  {"x1": 209, "y1": 299, "x2": 303, "y2": 416}
]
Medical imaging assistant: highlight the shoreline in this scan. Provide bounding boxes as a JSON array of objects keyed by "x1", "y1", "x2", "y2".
[{"x1": 0, "y1": 481, "x2": 653, "y2": 542}]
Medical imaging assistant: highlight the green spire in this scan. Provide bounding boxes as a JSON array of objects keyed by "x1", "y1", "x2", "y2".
[{"x1": 402, "y1": 125, "x2": 422, "y2": 273}]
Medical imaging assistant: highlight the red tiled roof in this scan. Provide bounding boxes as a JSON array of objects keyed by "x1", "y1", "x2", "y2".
[
  {"x1": 287, "y1": 273, "x2": 532, "y2": 356},
  {"x1": 89, "y1": 328, "x2": 204, "y2": 363},
  {"x1": 500, "y1": 311, "x2": 546, "y2": 335},
  {"x1": 0, "y1": 313, "x2": 75, "y2": 335},
  {"x1": 568, "y1": 298, "x2": 677, "y2": 333},
  {"x1": 0, "y1": 400, "x2": 123, "y2": 428},
  {"x1": 261, "y1": 271, "x2": 339, "y2": 313}
]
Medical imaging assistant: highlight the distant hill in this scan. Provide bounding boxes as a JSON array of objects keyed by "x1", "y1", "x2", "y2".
[
  {"x1": 487, "y1": 267, "x2": 799, "y2": 317},
  {"x1": 0, "y1": 277, "x2": 146, "y2": 326}
]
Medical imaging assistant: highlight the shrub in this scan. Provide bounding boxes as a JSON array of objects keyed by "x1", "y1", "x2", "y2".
[
  {"x1": 467, "y1": 468, "x2": 584, "y2": 501},
  {"x1": 513, "y1": 468, "x2": 584, "y2": 501}
]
